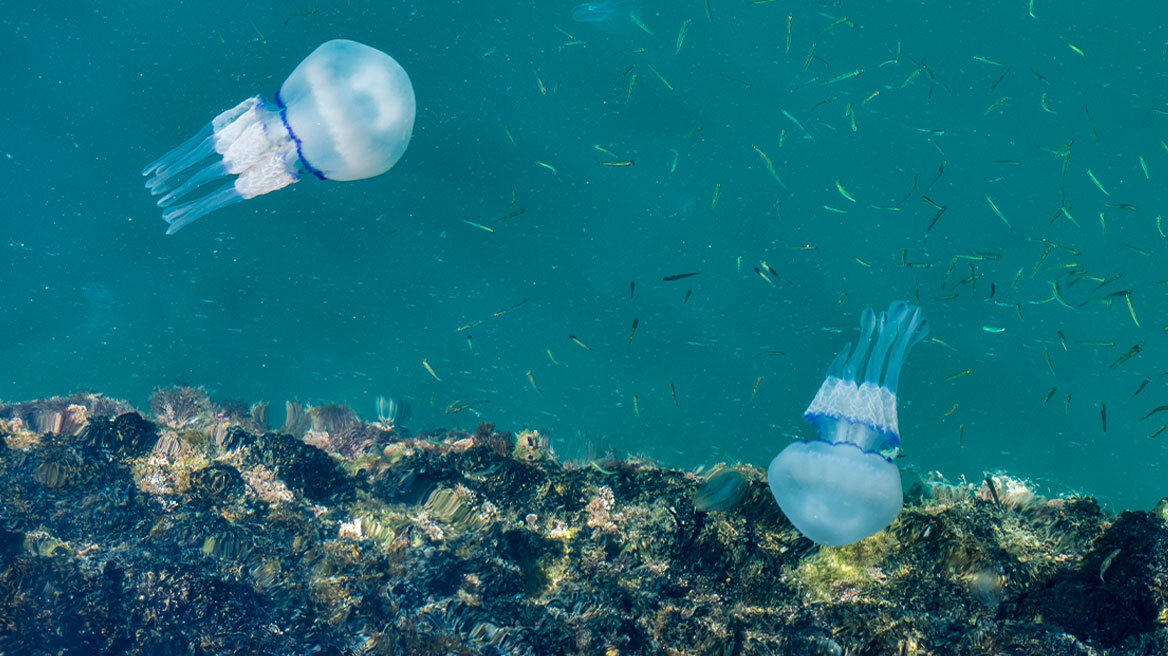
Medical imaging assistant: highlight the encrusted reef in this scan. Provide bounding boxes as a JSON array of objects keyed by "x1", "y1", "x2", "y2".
[{"x1": 0, "y1": 390, "x2": 1166, "y2": 655}]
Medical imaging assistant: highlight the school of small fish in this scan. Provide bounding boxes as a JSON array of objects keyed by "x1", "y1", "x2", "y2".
[{"x1": 398, "y1": 2, "x2": 1166, "y2": 501}]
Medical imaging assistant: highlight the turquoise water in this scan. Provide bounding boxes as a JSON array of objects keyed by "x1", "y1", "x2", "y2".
[{"x1": 2, "y1": 1, "x2": 1165, "y2": 510}]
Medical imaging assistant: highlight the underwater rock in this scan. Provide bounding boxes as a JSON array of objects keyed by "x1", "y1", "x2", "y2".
[{"x1": 0, "y1": 394, "x2": 1166, "y2": 655}]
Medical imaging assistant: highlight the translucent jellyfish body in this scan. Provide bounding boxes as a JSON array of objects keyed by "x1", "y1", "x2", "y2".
[
  {"x1": 143, "y1": 39, "x2": 416, "y2": 234},
  {"x1": 768, "y1": 301, "x2": 928, "y2": 546}
]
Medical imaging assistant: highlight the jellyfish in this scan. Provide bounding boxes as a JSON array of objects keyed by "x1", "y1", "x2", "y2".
[
  {"x1": 767, "y1": 301, "x2": 928, "y2": 546},
  {"x1": 571, "y1": 1, "x2": 623, "y2": 22},
  {"x1": 142, "y1": 39, "x2": 416, "y2": 234},
  {"x1": 570, "y1": 1, "x2": 649, "y2": 34}
]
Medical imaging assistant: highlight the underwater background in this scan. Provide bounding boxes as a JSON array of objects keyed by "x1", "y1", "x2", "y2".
[{"x1": 1, "y1": 0, "x2": 1165, "y2": 511}]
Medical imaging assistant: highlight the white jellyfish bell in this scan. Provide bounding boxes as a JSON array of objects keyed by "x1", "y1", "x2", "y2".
[{"x1": 143, "y1": 39, "x2": 416, "y2": 234}]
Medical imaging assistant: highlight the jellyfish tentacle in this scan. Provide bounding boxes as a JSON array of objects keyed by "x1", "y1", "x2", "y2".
[
  {"x1": 824, "y1": 342, "x2": 852, "y2": 378},
  {"x1": 883, "y1": 305, "x2": 928, "y2": 394},
  {"x1": 863, "y1": 307, "x2": 902, "y2": 386},
  {"x1": 155, "y1": 160, "x2": 231, "y2": 208},
  {"x1": 162, "y1": 184, "x2": 244, "y2": 235},
  {"x1": 145, "y1": 128, "x2": 217, "y2": 194},
  {"x1": 142, "y1": 123, "x2": 213, "y2": 179},
  {"x1": 841, "y1": 308, "x2": 876, "y2": 380}
]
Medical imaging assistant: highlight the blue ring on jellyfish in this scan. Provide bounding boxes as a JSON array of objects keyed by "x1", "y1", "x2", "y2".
[
  {"x1": 275, "y1": 90, "x2": 325, "y2": 181},
  {"x1": 766, "y1": 301, "x2": 928, "y2": 546}
]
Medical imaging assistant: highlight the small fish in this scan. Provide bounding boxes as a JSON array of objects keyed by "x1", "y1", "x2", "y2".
[
  {"x1": 682, "y1": 289, "x2": 692, "y2": 304},
  {"x1": 445, "y1": 399, "x2": 489, "y2": 415},
  {"x1": 674, "y1": 18, "x2": 691, "y2": 55},
  {"x1": 781, "y1": 109, "x2": 810, "y2": 137},
  {"x1": 628, "y1": 11, "x2": 653, "y2": 35},
  {"x1": 1126, "y1": 292, "x2": 1140, "y2": 327},
  {"x1": 1133, "y1": 378, "x2": 1150, "y2": 397},
  {"x1": 1101, "y1": 403, "x2": 1107, "y2": 432},
  {"x1": 1110, "y1": 343, "x2": 1143, "y2": 369},
  {"x1": 568, "y1": 334, "x2": 592, "y2": 351},
  {"x1": 546, "y1": 348, "x2": 560, "y2": 365},
  {"x1": 663, "y1": 272, "x2": 700, "y2": 281},
  {"x1": 711, "y1": 183, "x2": 722, "y2": 208},
  {"x1": 1086, "y1": 169, "x2": 1110, "y2": 196},
  {"x1": 1099, "y1": 548, "x2": 1120, "y2": 582},
  {"x1": 526, "y1": 370, "x2": 543, "y2": 396},
  {"x1": 1149, "y1": 425, "x2": 1167, "y2": 439},
  {"x1": 943, "y1": 368, "x2": 974, "y2": 382},
  {"x1": 1009, "y1": 267, "x2": 1024, "y2": 292},
  {"x1": 835, "y1": 179, "x2": 857, "y2": 202},
  {"x1": 1044, "y1": 387, "x2": 1058, "y2": 405},
  {"x1": 926, "y1": 205, "x2": 948, "y2": 233},
  {"x1": 496, "y1": 208, "x2": 525, "y2": 221},
  {"x1": 973, "y1": 55, "x2": 1003, "y2": 66},
  {"x1": 493, "y1": 298, "x2": 528, "y2": 318},
  {"x1": 1050, "y1": 280, "x2": 1075, "y2": 310},
  {"x1": 463, "y1": 219, "x2": 494, "y2": 232},
  {"x1": 1057, "y1": 330, "x2": 1068, "y2": 351},
  {"x1": 670, "y1": 381, "x2": 680, "y2": 407},
  {"x1": 982, "y1": 325, "x2": 1006, "y2": 334},
  {"x1": 647, "y1": 64, "x2": 673, "y2": 91},
  {"x1": 1142, "y1": 405, "x2": 1168, "y2": 421},
  {"x1": 752, "y1": 145, "x2": 785, "y2": 185},
  {"x1": 825, "y1": 68, "x2": 863, "y2": 84},
  {"x1": 751, "y1": 376, "x2": 763, "y2": 401},
  {"x1": 627, "y1": 318, "x2": 639, "y2": 346},
  {"x1": 1044, "y1": 346, "x2": 1055, "y2": 373},
  {"x1": 630, "y1": 280, "x2": 636, "y2": 298},
  {"x1": 535, "y1": 161, "x2": 558, "y2": 175},
  {"x1": 986, "y1": 196, "x2": 1010, "y2": 227},
  {"x1": 901, "y1": 67, "x2": 922, "y2": 88},
  {"x1": 633, "y1": 393, "x2": 640, "y2": 417},
  {"x1": 984, "y1": 475, "x2": 1001, "y2": 506},
  {"x1": 422, "y1": 359, "x2": 442, "y2": 382},
  {"x1": 983, "y1": 96, "x2": 1009, "y2": 116},
  {"x1": 943, "y1": 404, "x2": 959, "y2": 418},
  {"x1": 1040, "y1": 92, "x2": 1056, "y2": 114}
]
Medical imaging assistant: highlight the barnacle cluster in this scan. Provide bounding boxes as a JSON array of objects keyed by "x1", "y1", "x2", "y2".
[{"x1": 0, "y1": 392, "x2": 1165, "y2": 655}]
